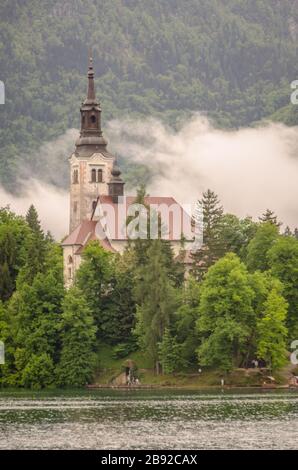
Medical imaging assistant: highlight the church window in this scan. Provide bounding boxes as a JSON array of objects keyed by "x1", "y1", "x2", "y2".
[
  {"x1": 68, "y1": 255, "x2": 73, "y2": 264},
  {"x1": 73, "y1": 169, "x2": 79, "y2": 184},
  {"x1": 92, "y1": 200, "x2": 97, "y2": 212},
  {"x1": 90, "y1": 115, "x2": 96, "y2": 123},
  {"x1": 91, "y1": 168, "x2": 96, "y2": 182},
  {"x1": 97, "y1": 169, "x2": 103, "y2": 182}
]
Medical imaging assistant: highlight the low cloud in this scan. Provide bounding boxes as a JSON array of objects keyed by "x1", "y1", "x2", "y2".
[
  {"x1": 0, "y1": 180, "x2": 69, "y2": 240},
  {"x1": 108, "y1": 116, "x2": 298, "y2": 228},
  {"x1": 1, "y1": 115, "x2": 298, "y2": 239}
]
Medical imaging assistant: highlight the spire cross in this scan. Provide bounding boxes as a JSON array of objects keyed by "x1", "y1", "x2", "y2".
[
  {"x1": 87, "y1": 47, "x2": 95, "y2": 101},
  {"x1": 89, "y1": 47, "x2": 93, "y2": 69}
]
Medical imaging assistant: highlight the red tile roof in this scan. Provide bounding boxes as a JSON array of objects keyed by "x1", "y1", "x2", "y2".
[{"x1": 62, "y1": 195, "x2": 193, "y2": 252}]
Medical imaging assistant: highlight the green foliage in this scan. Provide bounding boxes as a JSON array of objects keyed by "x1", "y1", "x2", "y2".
[
  {"x1": 197, "y1": 253, "x2": 255, "y2": 371},
  {"x1": 158, "y1": 328, "x2": 183, "y2": 374},
  {"x1": 21, "y1": 353, "x2": 55, "y2": 390},
  {"x1": 0, "y1": 200, "x2": 295, "y2": 387},
  {"x1": 191, "y1": 189, "x2": 224, "y2": 280},
  {"x1": 77, "y1": 242, "x2": 136, "y2": 344},
  {"x1": 256, "y1": 284, "x2": 288, "y2": 370},
  {"x1": 57, "y1": 287, "x2": 97, "y2": 387},
  {"x1": 134, "y1": 240, "x2": 178, "y2": 371},
  {"x1": 174, "y1": 276, "x2": 200, "y2": 367},
  {"x1": 219, "y1": 214, "x2": 258, "y2": 260},
  {"x1": 0, "y1": 207, "x2": 31, "y2": 301},
  {"x1": 76, "y1": 242, "x2": 114, "y2": 335},
  {"x1": 268, "y1": 236, "x2": 298, "y2": 338},
  {"x1": 112, "y1": 341, "x2": 136, "y2": 359},
  {"x1": 246, "y1": 222, "x2": 279, "y2": 272}
]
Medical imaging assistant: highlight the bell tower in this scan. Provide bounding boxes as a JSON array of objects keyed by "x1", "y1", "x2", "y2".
[{"x1": 69, "y1": 53, "x2": 115, "y2": 233}]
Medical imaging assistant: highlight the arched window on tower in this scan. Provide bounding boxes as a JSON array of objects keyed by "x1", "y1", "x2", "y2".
[
  {"x1": 91, "y1": 168, "x2": 96, "y2": 182},
  {"x1": 97, "y1": 169, "x2": 103, "y2": 183},
  {"x1": 68, "y1": 255, "x2": 73, "y2": 264},
  {"x1": 73, "y1": 169, "x2": 79, "y2": 184},
  {"x1": 92, "y1": 200, "x2": 97, "y2": 212},
  {"x1": 90, "y1": 115, "x2": 96, "y2": 124}
]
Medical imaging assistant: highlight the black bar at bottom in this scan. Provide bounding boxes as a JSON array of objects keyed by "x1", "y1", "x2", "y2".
[{"x1": 0, "y1": 449, "x2": 296, "y2": 465}]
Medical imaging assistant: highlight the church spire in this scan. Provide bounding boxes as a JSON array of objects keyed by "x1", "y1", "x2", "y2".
[{"x1": 75, "y1": 51, "x2": 108, "y2": 157}]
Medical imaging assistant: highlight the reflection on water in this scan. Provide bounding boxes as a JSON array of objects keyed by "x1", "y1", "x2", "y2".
[{"x1": 0, "y1": 389, "x2": 297, "y2": 449}]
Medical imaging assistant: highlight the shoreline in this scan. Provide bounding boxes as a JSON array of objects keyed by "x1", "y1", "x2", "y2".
[{"x1": 86, "y1": 384, "x2": 295, "y2": 391}]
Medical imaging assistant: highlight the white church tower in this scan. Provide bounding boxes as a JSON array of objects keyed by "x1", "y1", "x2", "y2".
[{"x1": 69, "y1": 54, "x2": 115, "y2": 232}]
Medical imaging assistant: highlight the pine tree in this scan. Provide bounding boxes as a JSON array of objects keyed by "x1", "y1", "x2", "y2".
[
  {"x1": 26, "y1": 205, "x2": 44, "y2": 237},
  {"x1": 0, "y1": 261, "x2": 13, "y2": 302},
  {"x1": 57, "y1": 287, "x2": 97, "y2": 387},
  {"x1": 284, "y1": 226, "x2": 292, "y2": 237},
  {"x1": 126, "y1": 185, "x2": 152, "y2": 266},
  {"x1": 158, "y1": 328, "x2": 183, "y2": 374},
  {"x1": 0, "y1": 209, "x2": 31, "y2": 301},
  {"x1": 20, "y1": 205, "x2": 48, "y2": 283},
  {"x1": 174, "y1": 276, "x2": 200, "y2": 367},
  {"x1": 259, "y1": 209, "x2": 281, "y2": 227},
  {"x1": 134, "y1": 240, "x2": 178, "y2": 373},
  {"x1": 191, "y1": 189, "x2": 224, "y2": 280}
]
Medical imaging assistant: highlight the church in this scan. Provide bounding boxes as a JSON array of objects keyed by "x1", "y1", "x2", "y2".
[{"x1": 62, "y1": 57, "x2": 194, "y2": 287}]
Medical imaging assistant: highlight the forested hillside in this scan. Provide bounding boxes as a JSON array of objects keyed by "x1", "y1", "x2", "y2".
[{"x1": 0, "y1": 0, "x2": 298, "y2": 191}]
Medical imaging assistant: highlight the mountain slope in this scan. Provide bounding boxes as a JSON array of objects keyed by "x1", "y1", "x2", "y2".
[{"x1": 0, "y1": 0, "x2": 297, "y2": 190}]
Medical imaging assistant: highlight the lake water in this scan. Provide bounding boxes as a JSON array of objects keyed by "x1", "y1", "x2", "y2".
[{"x1": 0, "y1": 388, "x2": 297, "y2": 449}]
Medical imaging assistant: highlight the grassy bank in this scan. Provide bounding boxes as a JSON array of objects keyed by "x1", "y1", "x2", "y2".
[{"x1": 94, "y1": 345, "x2": 292, "y2": 388}]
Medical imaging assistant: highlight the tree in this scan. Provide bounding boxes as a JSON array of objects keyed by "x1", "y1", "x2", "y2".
[
  {"x1": 246, "y1": 223, "x2": 279, "y2": 272},
  {"x1": 21, "y1": 353, "x2": 55, "y2": 390},
  {"x1": 26, "y1": 205, "x2": 44, "y2": 236},
  {"x1": 268, "y1": 237, "x2": 298, "y2": 338},
  {"x1": 76, "y1": 242, "x2": 116, "y2": 342},
  {"x1": 57, "y1": 287, "x2": 97, "y2": 387},
  {"x1": 283, "y1": 226, "x2": 292, "y2": 237},
  {"x1": 126, "y1": 185, "x2": 152, "y2": 267},
  {"x1": 0, "y1": 261, "x2": 13, "y2": 302},
  {"x1": 191, "y1": 189, "x2": 224, "y2": 280},
  {"x1": 20, "y1": 205, "x2": 48, "y2": 283},
  {"x1": 256, "y1": 285, "x2": 288, "y2": 370},
  {"x1": 218, "y1": 214, "x2": 257, "y2": 260},
  {"x1": 259, "y1": 209, "x2": 281, "y2": 227},
  {"x1": 174, "y1": 276, "x2": 200, "y2": 367},
  {"x1": 158, "y1": 328, "x2": 183, "y2": 374},
  {"x1": 0, "y1": 207, "x2": 31, "y2": 301},
  {"x1": 0, "y1": 301, "x2": 10, "y2": 384},
  {"x1": 109, "y1": 251, "x2": 137, "y2": 345},
  {"x1": 5, "y1": 248, "x2": 64, "y2": 387},
  {"x1": 196, "y1": 253, "x2": 255, "y2": 371},
  {"x1": 134, "y1": 240, "x2": 178, "y2": 373}
]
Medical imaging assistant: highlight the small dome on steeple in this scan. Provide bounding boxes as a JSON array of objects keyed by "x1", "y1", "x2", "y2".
[
  {"x1": 111, "y1": 161, "x2": 122, "y2": 179},
  {"x1": 108, "y1": 160, "x2": 125, "y2": 203}
]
